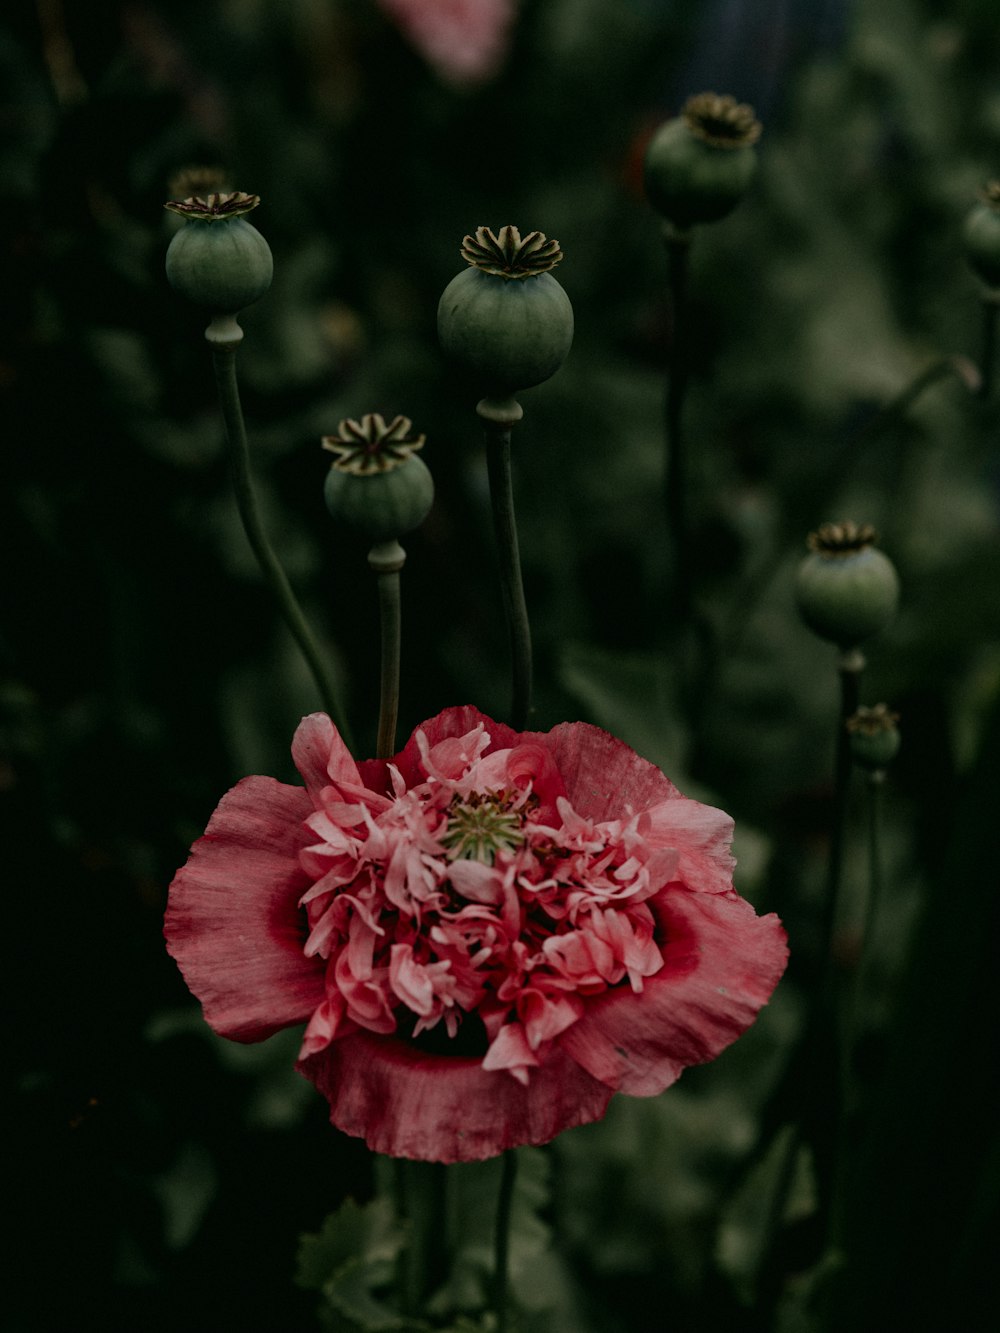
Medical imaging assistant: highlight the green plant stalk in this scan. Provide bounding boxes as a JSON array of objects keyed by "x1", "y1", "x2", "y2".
[
  {"x1": 664, "y1": 224, "x2": 693, "y2": 621},
  {"x1": 494, "y1": 1150, "x2": 519, "y2": 1333},
  {"x1": 857, "y1": 769, "x2": 885, "y2": 1016},
  {"x1": 394, "y1": 1160, "x2": 449, "y2": 1317},
  {"x1": 816, "y1": 769, "x2": 889, "y2": 1332},
  {"x1": 206, "y1": 317, "x2": 353, "y2": 747},
  {"x1": 819, "y1": 648, "x2": 865, "y2": 1001},
  {"x1": 808, "y1": 647, "x2": 865, "y2": 1320},
  {"x1": 479, "y1": 397, "x2": 532, "y2": 730},
  {"x1": 368, "y1": 541, "x2": 405, "y2": 761}
]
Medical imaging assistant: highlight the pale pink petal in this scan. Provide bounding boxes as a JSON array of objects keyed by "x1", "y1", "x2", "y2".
[
  {"x1": 389, "y1": 943, "x2": 436, "y2": 1016},
  {"x1": 416, "y1": 725, "x2": 490, "y2": 781},
  {"x1": 482, "y1": 1021, "x2": 539, "y2": 1084},
  {"x1": 517, "y1": 989, "x2": 584, "y2": 1050},
  {"x1": 165, "y1": 777, "x2": 324, "y2": 1040},
  {"x1": 642, "y1": 797, "x2": 736, "y2": 895},
  {"x1": 299, "y1": 993, "x2": 349, "y2": 1059},
  {"x1": 448, "y1": 858, "x2": 504, "y2": 904},
  {"x1": 298, "y1": 1033, "x2": 612, "y2": 1162},
  {"x1": 558, "y1": 890, "x2": 788, "y2": 1096},
  {"x1": 291, "y1": 712, "x2": 362, "y2": 805}
]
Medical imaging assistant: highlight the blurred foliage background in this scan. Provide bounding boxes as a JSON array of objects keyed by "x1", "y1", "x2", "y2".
[{"x1": 3, "y1": 0, "x2": 999, "y2": 1329}]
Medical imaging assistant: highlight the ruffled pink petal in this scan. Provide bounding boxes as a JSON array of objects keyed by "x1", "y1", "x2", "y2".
[
  {"x1": 298, "y1": 1033, "x2": 613, "y2": 1162},
  {"x1": 541, "y1": 721, "x2": 680, "y2": 820},
  {"x1": 558, "y1": 890, "x2": 788, "y2": 1096},
  {"x1": 482, "y1": 1021, "x2": 539, "y2": 1085},
  {"x1": 357, "y1": 705, "x2": 520, "y2": 795},
  {"x1": 165, "y1": 777, "x2": 324, "y2": 1041},
  {"x1": 291, "y1": 712, "x2": 362, "y2": 805}
]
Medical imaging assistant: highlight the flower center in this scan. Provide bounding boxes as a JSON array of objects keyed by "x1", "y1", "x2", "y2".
[{"x1": 440, "y1": 790, "x2": 525, "y2": 864}]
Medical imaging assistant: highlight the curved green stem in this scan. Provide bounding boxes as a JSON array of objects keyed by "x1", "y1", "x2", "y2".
[
  {"x1": 368, "y1": 541, "x2": 405, "y2": 760},
  {"x1": 664, "y1": 224, "x2": 693, "y2": 622},
  {"x1": 494, "y1": 1150, "x2": 519, "y2": 1333},
  {"x1": 479, "y1": 397, "x2": 532, "y2": 730},
  {"x1": 206, "y1": 317, "x2": 353, "y2": 748},
  {"x1": 720, "y1": 354, "x2": 979, "y2": 661}
]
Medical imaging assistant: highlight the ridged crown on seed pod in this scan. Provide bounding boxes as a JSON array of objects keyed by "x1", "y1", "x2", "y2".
[
  {"x1": 460, "y1": 225, "x2": 563, "y2": 278},
  {"x1": 806, "y1": 520, "x2": 879, "y2": 555},
  {"x1": 322, "y1": 413, "x2": 427, "y2": 474},
  {"x1": 681, "y1": 92, "x2": 762, "y2": 148},
  {"x1": 164, "y1": 190, "x2": 261, "y2": 220}
]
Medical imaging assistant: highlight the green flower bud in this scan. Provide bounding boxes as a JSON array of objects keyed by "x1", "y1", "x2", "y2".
[
  {"x1": 795, "y1": 522, "x2": 900, "y2": 649},
  {"x1": 437, "y1": 226, "x2": 574, "y2": 396},
  {"x1": 847, "y1": 704, "x2": 901, "y2": 772},
  {"x1": 644, "y1": 92, "x2": 761, "y2": 230},
  {"x1": 164, "y1": 191, "x2": 273, "y2": 313},
  {"x1": 962, "y1": 182, "x2": 1000, "y2": 288},
  {"x1": 322, "y1": 414, "x2": 434, "y2": 542}
]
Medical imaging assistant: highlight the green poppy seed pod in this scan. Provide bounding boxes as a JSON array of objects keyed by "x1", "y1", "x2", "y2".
[
  {"x1": 164, "y1": 191, "x2": 273, "y2": 313},
  {"x1": 437, "y1": 225, "x2": 574, "y2": 396},
  {"x1": 962, "y1": 182, "x2": 1000, "y2": 288},
  {"x1": 795, "y1": 522, "x2": 900, "y2": 648},
  {"x1": 847, "y1": 704, "x2": 901, "y2": 773},
  {"x1": 322, "y1": 414, "x2": 434, "y2": 543},
  {"x1": 644, "y1": 92, "x2": 761, "y2": 230}
]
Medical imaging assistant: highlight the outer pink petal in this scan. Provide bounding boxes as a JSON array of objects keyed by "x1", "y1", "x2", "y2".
[
  {"x1": 291, "y1": 712, "x2": 362, "y2": 804},
  {"x1": 540, "y1": 721, "x2": 680, "y2": 819},
  {"x1": 165, "y1": 776, "x2": 325, "y2": 1041},
  {"x1": 558, "y1": 889, "x2": 788, "y2": 1096},
  {"x1": 298, "y1": 1032, "x2": 612, "y2": 1162}
]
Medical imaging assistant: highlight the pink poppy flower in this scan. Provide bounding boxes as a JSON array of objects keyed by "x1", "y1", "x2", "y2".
[
  {"x1": 165, "y1": 707, "x2": 787, "y2": 1162},
  {"x1": 375, "y1": 0, "x2": 517, "y2": 86}
]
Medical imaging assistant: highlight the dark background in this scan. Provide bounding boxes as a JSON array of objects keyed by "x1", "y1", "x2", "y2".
[{"x1": 3, "y1": 1, "x2": 999, "y2": 1329}]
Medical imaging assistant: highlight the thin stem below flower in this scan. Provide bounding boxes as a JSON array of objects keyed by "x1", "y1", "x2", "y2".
[
  {"x1": 494, "y1": 1149, "x2": 519, "y2": 1333},
  {"x1": 394, "y1": 1160, "x2": 449, "y2": 1317},
  {"x1": 479, "y1": 397, "x2": 532, "y2": 730},
  {"x1": 206, "y1": 316, "x2": 353, "y2": 747},
  {"x1": 368, "y1": 541, "x2": 405, "y2": 760}
]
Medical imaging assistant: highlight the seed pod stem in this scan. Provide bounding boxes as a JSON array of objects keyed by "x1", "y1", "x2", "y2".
[
  {"x1": 368, "y1": 541, "x2": 405, "y2": 760},
  {"x1": 663, "y1": 224, "x2": 693, "y2": 622},
  {"x1": 207, "y1": 319, "x2": 352, "y2": 747},
  {"x1": 479, "y1": 398, "x2": 532, "y2": 730},
  {"x1": 821, "y1": 647, "x2": 865, "y2": 1002}
]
